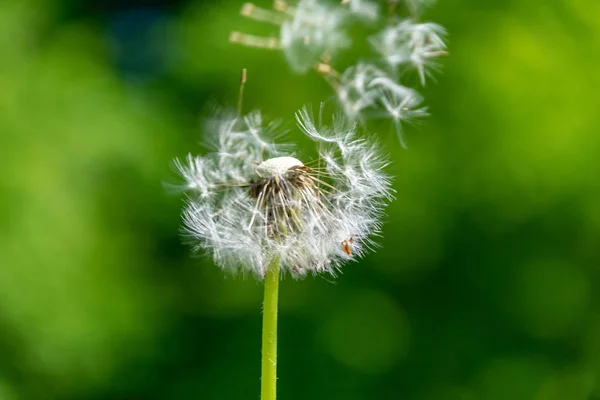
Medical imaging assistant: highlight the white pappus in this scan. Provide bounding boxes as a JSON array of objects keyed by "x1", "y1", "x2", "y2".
[
  {"x1": 230, "y1": 0, "x2": 353, "y2": 74},
  {"x1": 335, "y1": 62, "x2": 428, "y2": 147},
  {"x1": 369, "y1": 19, "x2": 447, "y2": 85},
  {"x1": 175, "y1": 107, "x2": 393, "y2": 280},
  {"x1": 229, "y1": 0, "x2": 447, "y2": 147}
]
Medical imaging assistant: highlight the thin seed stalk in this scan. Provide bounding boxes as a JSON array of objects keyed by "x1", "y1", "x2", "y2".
[{"x1": 261, "y1": 255, "x2": 280, "y2": 400}]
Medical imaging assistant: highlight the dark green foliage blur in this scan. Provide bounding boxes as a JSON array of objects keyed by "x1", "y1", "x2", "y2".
[{"x1": 1, "y1": 0, "x2": 599, "y2": 399}]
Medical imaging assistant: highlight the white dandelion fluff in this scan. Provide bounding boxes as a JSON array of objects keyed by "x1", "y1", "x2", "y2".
[
  {"x1": 280, "y1": 0, "x2": 351, "y2": 73},
  {"x1": 335, "y1": 63, "x2": 387, "y2": 121},
  {"x1": 231, "y1": 1, "x2": 352, "y2": 74},
  {"x1": 229, "y1": 0, "x2": 447, "y2": 146},
  {"x1": 333, "y1": 62, "x2": 428, "y2": 146},
  {"x1": 176, "y1": 107, "x2": 392, "y2": 279},
  {"x1": 379, "y1": 87, "x2": 428, "y2": 147},
  {"x1": 341, "y1": 0, "x2": 380, "y2": 22},
  {"x1": 369, "y1": 20, "x2": 447, "y2": 85}
]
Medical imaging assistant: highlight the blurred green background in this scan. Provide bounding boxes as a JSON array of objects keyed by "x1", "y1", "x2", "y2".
[{"x1": 1, "y1": 0, "x2": 599, "y2": 399}]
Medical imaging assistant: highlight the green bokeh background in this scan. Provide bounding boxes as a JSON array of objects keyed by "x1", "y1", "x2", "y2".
[{"x1": 1, "y1": 0, "x2": 599, "y2": 399}]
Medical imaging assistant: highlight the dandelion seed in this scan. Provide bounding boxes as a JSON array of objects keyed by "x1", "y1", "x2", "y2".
[
  {"x1": 176, "y1": 107, "x2": 392, "y2": 279},
  {"x1": 341, "y1": 0, "x2": 380, "y2": 22},
  {"x1": 280, "y1": 0, "x2": 352, "y2": 73},
  {"x1": 336, "y1": 63, "x2": 387, "y2": 121},
  {"x1": 379, "y1": 89, "x2": 428, "y2": 147},
  {"x1": 231, "y1": 0, "x2": 352, "y2": 74},
  {"x1": 370, "y1": 20, "x2": 447, "y2": 85},
  {"x1": 334, "y1": 62, "x2": 427, "y2": 140}
]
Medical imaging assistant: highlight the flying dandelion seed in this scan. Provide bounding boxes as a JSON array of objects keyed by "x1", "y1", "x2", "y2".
[
  {"x1": 230, "y1": 1, "x2": 352, "y2": 74},
  {"x1": 229, "y1": 0, "x2": 447, "y2": 147},
  {"x1": 369, "y1": 20, "x2": 448, "y2": 85}
]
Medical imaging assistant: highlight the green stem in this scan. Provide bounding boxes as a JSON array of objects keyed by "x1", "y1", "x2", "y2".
[{"x1": 261, "y1": 256, "x2": 280, "y2": 400}]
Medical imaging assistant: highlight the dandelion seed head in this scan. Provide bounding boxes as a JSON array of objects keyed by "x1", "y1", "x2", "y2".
[{"x1": 177, "y1": 107, "x2": 392, "y2": 280}]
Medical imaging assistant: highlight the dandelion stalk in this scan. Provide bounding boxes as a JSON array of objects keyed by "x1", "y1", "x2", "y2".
[{"x1": 261, "y1": 255, "x2": 280, "y2": 400}]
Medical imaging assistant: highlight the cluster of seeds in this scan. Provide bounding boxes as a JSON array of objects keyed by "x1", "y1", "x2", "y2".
[{"x1": 230, "y1": 0, "x2": 447, "y2": 146}]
